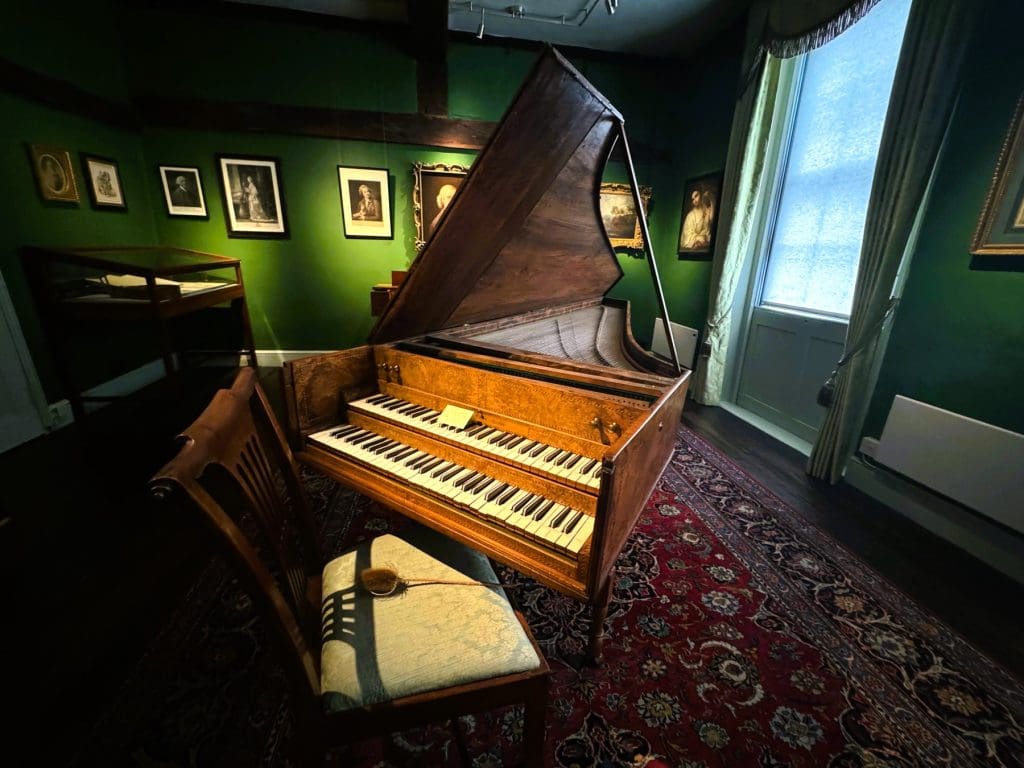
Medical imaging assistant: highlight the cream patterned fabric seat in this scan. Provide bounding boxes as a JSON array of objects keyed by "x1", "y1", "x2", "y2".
[{"x1": 320, "y1": 533, "x2": 541, "y2": 714}]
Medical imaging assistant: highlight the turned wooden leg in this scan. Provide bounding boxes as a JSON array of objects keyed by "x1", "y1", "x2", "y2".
[{"x1": 586, "y1": 576, "x2": 613, "y2": 665}]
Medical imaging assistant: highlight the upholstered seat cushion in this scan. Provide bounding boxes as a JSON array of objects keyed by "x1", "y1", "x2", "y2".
[{"x1": 320, "y1": 533, "x2": 541, "y2": 714}]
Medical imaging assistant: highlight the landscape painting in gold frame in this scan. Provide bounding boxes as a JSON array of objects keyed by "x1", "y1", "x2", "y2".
[
  {"x1": 599, "y1": 182, "x2": 651, "y2": 250},
  {"x1": 971, "y1": 93, "x2": 1024, "y2": 256}
]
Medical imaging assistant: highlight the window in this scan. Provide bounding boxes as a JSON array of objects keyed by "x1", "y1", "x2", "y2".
[{"x1": 759, "y1": 0, "x2": 912, "y2": 318}]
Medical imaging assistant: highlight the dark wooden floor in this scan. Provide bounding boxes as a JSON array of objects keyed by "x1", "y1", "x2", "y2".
[
  {"x1": 3, "y1": 379, "x2": 1021, "y2": 765},
  {"x1": 682, "y1": 401, "x2": 1024, "y2": 679}
]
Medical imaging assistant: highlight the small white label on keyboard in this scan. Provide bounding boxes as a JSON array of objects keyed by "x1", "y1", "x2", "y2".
[{"x1": 437, "y1": 404, "x2": 475, "y2": 430}]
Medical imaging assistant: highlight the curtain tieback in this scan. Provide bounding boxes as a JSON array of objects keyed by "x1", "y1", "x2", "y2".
[{"x1": 816, "y1": 296, "x2": 900, "y2": 407}]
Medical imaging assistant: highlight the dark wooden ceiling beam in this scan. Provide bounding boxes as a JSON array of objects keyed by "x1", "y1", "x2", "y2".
[
  {"x1": 135, "y1": 95, "x2": 493, "y2": 150},
  {"x1": 407, "y1": 0, "x2": 450, "y2": 116}
]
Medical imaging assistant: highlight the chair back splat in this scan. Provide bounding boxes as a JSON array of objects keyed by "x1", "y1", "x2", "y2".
[
  {"x1": 150, "y1": 369, "x2": 324, "y2": 714},
  {"x1": 150, "y1": 368, "x2": 550, "y2": 766}
]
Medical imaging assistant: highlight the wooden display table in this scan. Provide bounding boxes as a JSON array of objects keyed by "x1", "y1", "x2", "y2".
[{"x1": 23, "y1": 245, "x2": 257, "y2": 423}]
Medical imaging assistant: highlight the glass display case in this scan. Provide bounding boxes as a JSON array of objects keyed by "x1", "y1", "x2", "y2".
[{"x1": 23, "y1": 245, "x2": 256, "y2": 422}]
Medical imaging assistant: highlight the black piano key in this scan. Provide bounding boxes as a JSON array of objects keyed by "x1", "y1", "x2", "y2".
[
  {"x1": 529, "y1": 443, "x2": 548, "y2": 458},
  {"x1": 349, "y1": 432, "x2": 376, "y2": 446},
  {"x1": 330, "y1": 424, "x2": 360, "y2": 438},
  {"x1": 521, "y1": 496, "x2": 544, "y2": 516},
  {"x1": 454, "y1": 470, "x2": 480, "y2": 488},
  {"x1": 550, "y1": 506, "x2": 571, "y2": 528},
  {"x1": 486, "y1": 482, "x2": 509, "y2": 502},
  {"x1": 555, "y1": 450, "x2": 572, "y2": 466},
  {"x1": 498, "y1": 486, "x2": 520, "y2": 505},
  {"x1": 564, "y1": 454, "x2": 582, "y2": 470},
  {"x1": 441, "y1": 465, "x2": 465, "y2": 482},
  {"x1": 563, "y1": 511, "x2": 584, "y2": 534},
  {"x1": 518, "y1": 440, "x2": 537, "y2": 454},
  {"x1": 418, "y1": 457, "x2": 443, "y2": 473},
  {"x1": 371, "y1": 439, "x2": 400, "y2": 455},
  {"x1": 581, "y1": 458, "x2": 598, "y2": 475},
  {"x1": 470, "y1": 477, "x2": 495, "y2": 495},
  {"x1": 367, "y1": 394, "x2": 390, "y2": 404},
  {"x1": 513, "y1": 493, "x2": 536, "y2": 513},
  {"x1": 533, "y1": 499, "x2": 555, "y2": 521},
  {"x1": 430, "y1": 461, "x2": 454, "y2": 478},
  {"x1": 506, "y1": 436, "x2": 525, "y2": 450},
  {"x1": 403, "y1": 451, "x2": 428, "y2": 467},
  {"x1": 488, "y1": 430, "x2": 508, "y2": 444}
]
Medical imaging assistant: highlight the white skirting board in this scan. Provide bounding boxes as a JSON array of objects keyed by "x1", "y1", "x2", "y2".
[{"x1": 870, "y1": 395, "x2": 1024, "y2": 536}]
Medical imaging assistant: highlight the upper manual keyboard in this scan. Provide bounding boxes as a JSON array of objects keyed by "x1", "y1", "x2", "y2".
[{"x1": 347, "y1": 394, "x2": 603, "y2": 491}]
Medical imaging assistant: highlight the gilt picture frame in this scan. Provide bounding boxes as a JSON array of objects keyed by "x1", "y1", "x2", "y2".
[
  {"x1": 599, "y1": 182, "x2": 652, "y2": 250},
  {"x1": 28, "y1": 144, "x2": 79, "y2": 203},
  {"x1": 217, "y1": 155, "x2": 287, "y2": 238},
  {"x1": 338, "y1": 166, "x2": 393, "y2": 239},
  {"x1": 82, "y1": 154, "x2": 126, "y2": 211},
  {"x1": 971, "y1": 93, "x2": 1024, "y2": 256},
  {"x1": 413, "y1": 161, "x2": 470, "y2": 250}
]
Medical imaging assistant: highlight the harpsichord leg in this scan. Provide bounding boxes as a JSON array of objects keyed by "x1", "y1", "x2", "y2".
[{"x1": 586, "y1": 576, "x2": 613, "y2": 665}]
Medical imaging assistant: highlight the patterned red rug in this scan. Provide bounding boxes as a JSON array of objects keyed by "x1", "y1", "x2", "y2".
[{"x1": 72, "y1": 425, "x2": 1024, "y2": 767}]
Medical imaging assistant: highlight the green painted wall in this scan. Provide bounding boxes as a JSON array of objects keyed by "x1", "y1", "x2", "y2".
[
  {"x1": 862, "y1": 0, "x2": 1024, "y2": 438},
  {"x1": 3, "y1": 1, "x2": 741, "y2": 403}
]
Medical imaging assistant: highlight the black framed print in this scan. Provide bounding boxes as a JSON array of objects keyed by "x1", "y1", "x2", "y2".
[
  {"x1": 159, "y1": 165, "x2": 207, "y2": 218},
  {"x1": 217, "y1": 155, "x2": 287, "y2": 238},
  {"x1": 338, "y1": 166, "x2": 393, "y2": 239},
  {"x1": 81, "y1": 154, "x2": 126, "y2": 210}
]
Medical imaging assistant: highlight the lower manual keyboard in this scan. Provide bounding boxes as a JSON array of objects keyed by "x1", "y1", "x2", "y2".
[{"x1": 309, "y1": 424, "x2": 595, "y2": 557}]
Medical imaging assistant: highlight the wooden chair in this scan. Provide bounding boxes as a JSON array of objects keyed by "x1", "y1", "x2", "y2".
[{"x1": 149, "y1": 368, "x2": 549, "y2": 766}]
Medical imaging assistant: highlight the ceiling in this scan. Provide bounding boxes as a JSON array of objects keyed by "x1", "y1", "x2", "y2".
[{"x1": 228, "y1": 0, "x2": 751, "y2": 58}]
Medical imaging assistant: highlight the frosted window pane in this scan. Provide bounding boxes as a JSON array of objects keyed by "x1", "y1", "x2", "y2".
[{"x1": 761, "y1": 0, "x2": 911, "y2": 317}]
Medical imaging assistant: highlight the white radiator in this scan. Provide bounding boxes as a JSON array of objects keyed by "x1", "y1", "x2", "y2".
[
  {"x1": 650, "y1": 319, "x2": 699, "y2": 370},
  {"x1": 873, "y1": 396, "x2": 1024, "y2": 535}
]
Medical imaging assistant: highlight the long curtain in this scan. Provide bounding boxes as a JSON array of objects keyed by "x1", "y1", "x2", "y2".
[
  {"x1": 807, "y1": 0, "x2": 977, "y2": 482},
  {"x1": 691, "y1": 59, "x2": 779, "y2": 404},
  {"x1": 693, "y1": 0, "x2": 882, "y2": 405}
]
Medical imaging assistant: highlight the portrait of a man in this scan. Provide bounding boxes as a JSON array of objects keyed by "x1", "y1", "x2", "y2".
[
  {"x1": 338, "y1": 166, "x2": 392, "y2": 239},
  {"x1": 413, "y1": 162, "x2": 470, "y2": 249},
  {"x1": 160, "y1": 166, "x2": 207, "y2": 217}
]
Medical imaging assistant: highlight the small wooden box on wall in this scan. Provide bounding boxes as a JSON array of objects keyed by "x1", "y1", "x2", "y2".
[{"x1": 370, "y1": 270, "x2": 407, "y2": 316}]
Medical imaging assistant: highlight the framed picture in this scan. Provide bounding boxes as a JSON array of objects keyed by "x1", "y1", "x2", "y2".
[
  {"x1": 28, "y1": 144, "x2": 79, "y2": 203},
  {"x1": 971, "y1": 93, "x2": 1024, "y2": 256},
  {"x1": 159, "y1": 165, "x2": 207, "y2": 218},
  {"x1": 217, "y1": 155, "x2": 287, "y2": 238},
  {"x1": 677, "y1": 171, "x2": 724, "y2": 258},
  {"x1": 599, "y1": 182, "x2": 652, "y2": 250},
  {"x1": 338, "y1": 166, "x2": 393, "y2": 239},
  {"x1": 81, "y1": 154, "x2": 126, "y2": 210},
  {"x1": 413, "y1": 162, "x2": 470, "y2": 250}
]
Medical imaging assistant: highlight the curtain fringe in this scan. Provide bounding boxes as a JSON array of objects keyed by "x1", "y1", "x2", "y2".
[{"x1": 766, "y1": 0, "x2": 883, "y2": 58}]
